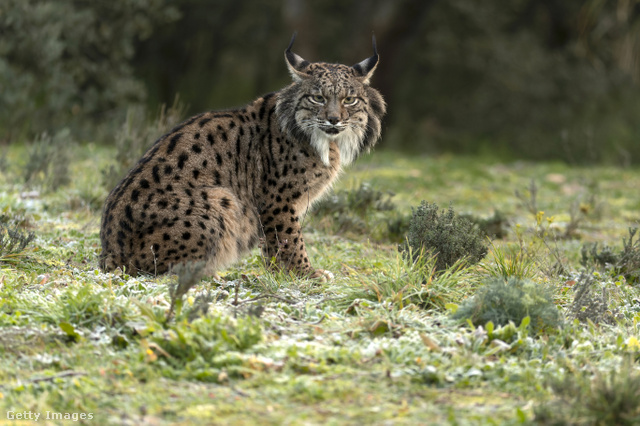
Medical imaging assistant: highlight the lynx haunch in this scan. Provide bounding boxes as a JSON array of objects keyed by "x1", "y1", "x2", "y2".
[{"x1": 99, "y1": 34, "x2": 386, "y2": 279}]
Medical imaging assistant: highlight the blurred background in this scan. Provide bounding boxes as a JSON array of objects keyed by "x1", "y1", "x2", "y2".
[{"x1": 3, "y1": 0, "x2": 640, "y2": 164}]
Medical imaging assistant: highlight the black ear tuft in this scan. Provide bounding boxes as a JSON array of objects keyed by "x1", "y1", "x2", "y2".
[
  {"x1": 286, "y1": 32, "x2": 297, "y2": 53},
  {"x1": 352, "y1": 34, "x2": 379, "y2": 84},
  {"x1": 284, "y1": 32, "x2": 310, "y2": 81}
]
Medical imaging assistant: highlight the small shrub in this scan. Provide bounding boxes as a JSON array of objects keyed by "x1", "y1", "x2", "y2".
[
  {"x1": 314, "y1": 182, "x2": 395, "y2": 217},
  {"x1": 569, "y1": 272, "x2": 617, "y2": 325},
  {"x1": 0, "y1": 223, "x2": 35, "y2": 263},
  {"x1": 452, "y1": 276, "x2": 561, "y2": 335},
  {"x1": 399, "y1": 201, "x2": 488, "y2": 273},
  {"x1": 581, "y1": 227, "x2": 640, "y2": 284}
]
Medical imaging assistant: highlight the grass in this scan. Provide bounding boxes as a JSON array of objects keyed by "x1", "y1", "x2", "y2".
[{"x1": 1, "y1": 144, "x2": 640, "y2": 424}]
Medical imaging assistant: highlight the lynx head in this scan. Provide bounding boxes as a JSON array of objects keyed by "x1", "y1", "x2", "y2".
[{"x1": 276, "y1": 34, "x2": 386, "y2": 166}]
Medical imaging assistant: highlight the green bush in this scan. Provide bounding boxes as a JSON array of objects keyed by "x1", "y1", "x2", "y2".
[
  {"x1": 452, "y1": 276, "x2": 561, "y2": 335},
  {"x1": 0, "y1": 0, "x2": 179, "y2": 140},
  {"x1": 400, "y1": 201, "x2": 488, "y2": 272}
]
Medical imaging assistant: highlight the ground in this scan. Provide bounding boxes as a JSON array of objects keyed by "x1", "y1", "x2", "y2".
[{"x1": 1, "y1": 144, "x2": 640, "y2": 425}]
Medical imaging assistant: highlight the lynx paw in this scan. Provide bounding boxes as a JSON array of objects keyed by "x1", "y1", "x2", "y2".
[{"x1": 308, "y1": 269, "x2": 334, "y2": 282}]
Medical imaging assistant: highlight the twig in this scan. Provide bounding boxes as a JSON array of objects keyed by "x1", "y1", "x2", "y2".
[
  {"x1": 314, "y1": 296, "x2": 343, "y2": 307},
  {"x1": 30, "y1": 371, "x2": 87, "y2": 383},
  {"x1": 236, "y1": 293, "x2": 297, "y2": 306},
  {"x1": 24, "y1": 371, "x2": 87, "y2": 385},
  {"x1": 230, "y1": 385, "x2": 250, "y2": 397}
]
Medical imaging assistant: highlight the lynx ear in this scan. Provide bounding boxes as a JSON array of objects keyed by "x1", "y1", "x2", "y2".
[
  {"x1": 352, "y1": 35, "x2": 379, "y2": 85},
  {"x1": 285, "y1": 32, "x2": 310, "y2": 82}
]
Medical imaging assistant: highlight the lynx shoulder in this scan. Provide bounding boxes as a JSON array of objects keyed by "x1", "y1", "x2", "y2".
[{"x1": 99, "y1": 35, "x2": 386, "y2": 278}]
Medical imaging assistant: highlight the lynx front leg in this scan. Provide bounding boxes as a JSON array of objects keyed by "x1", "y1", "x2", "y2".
[
  {"x1": 261, "y1": 221, "x2": 311, "y2": 274},
  {"x1": 260, "y1": 209, "x2": 331, "y2": 280}
]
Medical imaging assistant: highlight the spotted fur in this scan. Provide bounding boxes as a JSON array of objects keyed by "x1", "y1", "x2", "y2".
[{"x1": 99, "y1": 35, "x2": 386, "y2": 278}]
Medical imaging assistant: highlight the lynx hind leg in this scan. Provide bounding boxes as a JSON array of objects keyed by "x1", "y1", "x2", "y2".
[
  {"x1": 137, "y1": 187, "x2": 256, "y2": 277},
  {"x1": 191, "y1": 188, "x2": 255, "y2": 277}
]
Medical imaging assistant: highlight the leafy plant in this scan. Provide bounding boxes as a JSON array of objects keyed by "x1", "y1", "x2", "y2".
[
  {"x1": 452, "y1": 276, "x2": 561, "y2": 335},
  {"x1": 399, "y1": 201, "x2": 488, "y2": 273},
  {"x1": 581, "y1": 228, "x2": 640, "y2": 284},
  {"x1": 148, "y1": 313, "x2": 263, "y2": 381}
]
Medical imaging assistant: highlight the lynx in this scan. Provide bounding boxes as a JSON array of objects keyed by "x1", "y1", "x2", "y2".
[{"x1": 99, "y1": 34, "x2": 386, "y2": 279}]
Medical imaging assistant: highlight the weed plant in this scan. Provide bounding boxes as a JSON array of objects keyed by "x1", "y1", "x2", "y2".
[
  {"x1": 400, "y1": 201, "x2": 488, "y2": 273},
  {"x1": 481, "y1": 240, "x2": 537, "y2": 280},
  {"x1": 149, "y1": 314, "x2": 263, "y2": 382},
  {"x1": 581, "y1": 228, "x2": 640, "y2": 284},
  {"x1": 515, "y1": 179, "x2": 539, "y2": 217},
  {"x1": 452, "y1": 276, "x2": 561, "y2": 335}
]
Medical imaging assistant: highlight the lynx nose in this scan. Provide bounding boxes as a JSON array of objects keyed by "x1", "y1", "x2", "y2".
[{"x1": 327, "y1": 116, "x2": 340, "y2": 125}]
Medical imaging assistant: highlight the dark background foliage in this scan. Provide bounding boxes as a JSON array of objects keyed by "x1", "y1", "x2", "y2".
[{"x1": 3, "y1": 0, "x2": 640, "y2": 164}]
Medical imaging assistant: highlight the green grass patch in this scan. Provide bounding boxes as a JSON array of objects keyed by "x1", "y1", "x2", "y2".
[{"x1": 1, "y1": 146, "x2": 640, "y2": 423}]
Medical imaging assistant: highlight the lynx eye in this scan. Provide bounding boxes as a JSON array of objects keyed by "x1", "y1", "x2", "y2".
[
  {"x1": 343, "y1": 96, "x2": 358, "y2": 105},
  {"x1": 309, "y1": 95, "x2": 326, "y2": 104}
]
